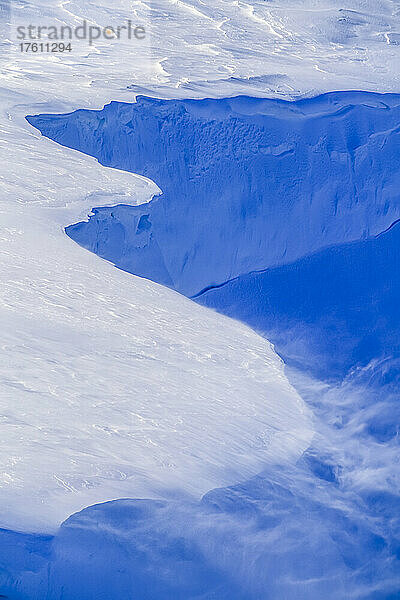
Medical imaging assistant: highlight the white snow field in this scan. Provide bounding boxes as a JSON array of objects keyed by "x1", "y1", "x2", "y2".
[
  {"x1": 0, "y1": 115, "x2": 314, "y2": 533},
  {"x1": 1, "y1": 0, "x2": 400, "y2": 534}
]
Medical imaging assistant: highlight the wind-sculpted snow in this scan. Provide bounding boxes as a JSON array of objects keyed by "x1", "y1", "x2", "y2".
[
  {"x1": 6, "y1": 0, "x2": 400, "y2": 107},
  {"x1": 0, "y1": 203, "x2": 312, "y2": 533},
  {"x1": 29, "y1": 92, "x2": 400, "y2": 298},
  {"x1": 23, "y1": 91, "x2": 400, "y2": 598},
  {"x1": 3, "y1": 0, "x2": 400, "y2": 597},
  {"x1": 29, "y1": 92, "x2": 400, "y2": 381},
  {"x1": 198, "y1": 220, "x2": 400, "y2": 379},
  {"x1": 2, "y1": 363, "x2": 400, "y2": 599}
]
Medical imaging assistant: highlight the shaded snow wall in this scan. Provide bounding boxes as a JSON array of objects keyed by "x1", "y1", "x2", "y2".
[{"x1": 28, "y1": 92, "x2": 400, "y2": 297}]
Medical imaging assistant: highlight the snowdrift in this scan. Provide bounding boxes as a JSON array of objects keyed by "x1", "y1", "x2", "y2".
[
  {"x1": 199, "y1": 219, "x2": 400, "y2": 378},
  {"x1": 28, "y1": 92, "x2": 400, "y2": 297},
  {"x1": 28, "y1": 92, "x2": 400, "y2": 376},
  {"x1": 22, "y1": 92, "x2": 400, "y2": 599}
]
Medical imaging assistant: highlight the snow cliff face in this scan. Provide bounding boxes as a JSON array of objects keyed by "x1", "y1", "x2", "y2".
[
  {"x1": 198, "y1": 219, "x2": 400, "y2": 378},
  {"x1": 29, "y1": 92, "x2": 400, "y2": 298}
]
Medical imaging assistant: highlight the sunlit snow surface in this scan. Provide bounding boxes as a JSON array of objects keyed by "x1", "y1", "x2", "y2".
[
  {"x1": 0, "y1": 10, "x2": 315, "y2": 532},
  {"x1": 1, "y1": 0, "x2": 400, "y2": 598}
]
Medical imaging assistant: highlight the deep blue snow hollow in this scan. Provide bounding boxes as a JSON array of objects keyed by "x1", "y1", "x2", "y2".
[
  {"x1": 19, "y1": 92, "x2": 400, "y2": 599},
  {"x1": 27, "y1": 92, "x2": 400, "y2": 378}
]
